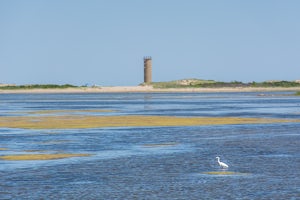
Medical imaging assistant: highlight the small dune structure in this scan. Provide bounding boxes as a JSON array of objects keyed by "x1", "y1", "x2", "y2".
[{"x1": 144, "y1": 56, "x2": 152, "y2": 84}]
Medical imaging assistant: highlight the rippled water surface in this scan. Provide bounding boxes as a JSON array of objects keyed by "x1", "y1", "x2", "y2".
[{"x1": 0, "y1": 92, "x2": 300, "y2": 199}]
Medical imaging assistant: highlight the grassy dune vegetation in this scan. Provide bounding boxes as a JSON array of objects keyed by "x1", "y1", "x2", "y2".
[
  {"x1": 0, "y1": 84, "x2": 78, "y2": 90},
  {"x1": 0, "y1": 115, "x2": 299, "y2": 129},
  {"x1": 151, "y1": 79, "x2": 300, "y2": 89},
  {"x1": 150, "y1": 79, "x2": 216, "y2": 88}
]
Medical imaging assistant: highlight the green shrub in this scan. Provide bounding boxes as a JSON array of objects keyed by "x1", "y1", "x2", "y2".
[
  {"x1": 0, "y1": 84, "x2": 78, "y2": 90},
  {"x1": 250, "y1": 81, "x2": 300, "y2": 87}
]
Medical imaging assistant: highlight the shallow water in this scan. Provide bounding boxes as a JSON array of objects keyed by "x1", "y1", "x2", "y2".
[{"x1": 0, "y1": 92, "x2": 300, "y2": 199}]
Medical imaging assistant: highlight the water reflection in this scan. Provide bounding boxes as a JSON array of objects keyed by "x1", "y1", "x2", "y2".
[{"x1": 143, "y1": 94, "x2": 153, "y2": 110}]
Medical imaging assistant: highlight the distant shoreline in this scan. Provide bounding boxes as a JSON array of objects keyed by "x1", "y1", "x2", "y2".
[{"x1": 1, "y1": 86, "x2": 300, "y2": 94}]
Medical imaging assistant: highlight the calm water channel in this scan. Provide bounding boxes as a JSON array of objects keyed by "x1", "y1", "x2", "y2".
[{"x1": 0, "y1": 92, "x2": 300, "y2": 199}]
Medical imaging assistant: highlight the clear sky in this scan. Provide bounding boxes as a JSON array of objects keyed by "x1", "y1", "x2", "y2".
[{"x1": 1, "y1": 0, "x2": 300, "y2": 86}]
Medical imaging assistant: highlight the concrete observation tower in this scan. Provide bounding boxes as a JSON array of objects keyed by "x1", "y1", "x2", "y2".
[{"x1": 144, "y1": 56, "x2": 152, "y2": 84}]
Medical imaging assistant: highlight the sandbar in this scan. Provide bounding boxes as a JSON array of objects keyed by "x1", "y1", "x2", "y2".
[{"x1": 1, "y1": 86, "x2": 300, "y2": 94}]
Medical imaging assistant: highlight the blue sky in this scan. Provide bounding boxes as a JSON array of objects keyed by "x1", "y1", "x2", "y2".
[{"x1": 1, "y1": 0, "x2": 300, "y2": 86}]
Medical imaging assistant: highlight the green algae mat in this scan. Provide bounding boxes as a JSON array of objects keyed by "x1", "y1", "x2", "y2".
[{"x1": 0, "y1": 115, "x2": 299, "y2": 129}]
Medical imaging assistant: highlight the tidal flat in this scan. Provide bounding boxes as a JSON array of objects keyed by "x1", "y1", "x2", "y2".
[{"x1": 0, "y1": 92, "x2": 299, "y2": 199}]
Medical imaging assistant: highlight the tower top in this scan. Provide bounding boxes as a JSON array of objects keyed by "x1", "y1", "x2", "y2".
[{"x1": 144, "y1": 56, "x2": 152, "y2": 60}]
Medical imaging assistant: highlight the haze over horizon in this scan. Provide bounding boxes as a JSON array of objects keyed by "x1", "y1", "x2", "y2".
[{"x1": 1, "y1": 1, "x2": 300, "y2": 86}]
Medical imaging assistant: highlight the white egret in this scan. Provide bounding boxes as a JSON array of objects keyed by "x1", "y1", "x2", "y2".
[{"x1": 216, "y1": 156, "x2": 229, "y2": 169}]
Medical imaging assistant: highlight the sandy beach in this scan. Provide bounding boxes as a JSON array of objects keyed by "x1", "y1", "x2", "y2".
[{"x1": 1, "y1": 86, "x2": 300, "y2": 94}]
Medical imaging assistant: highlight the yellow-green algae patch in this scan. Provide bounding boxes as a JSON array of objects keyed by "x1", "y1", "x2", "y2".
[
  {"x1": 0, "y1": 148, "x2": 8, "y2": 150},
  {"x1": 0, "y1": 153, "x2": 91, "y2": 161},
  {"x1": 0, "y1": 115, "x2": 299, "y2": 129},
  {"x1": 203, "y1": 171, "x2": 250, "y2": 176}
]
